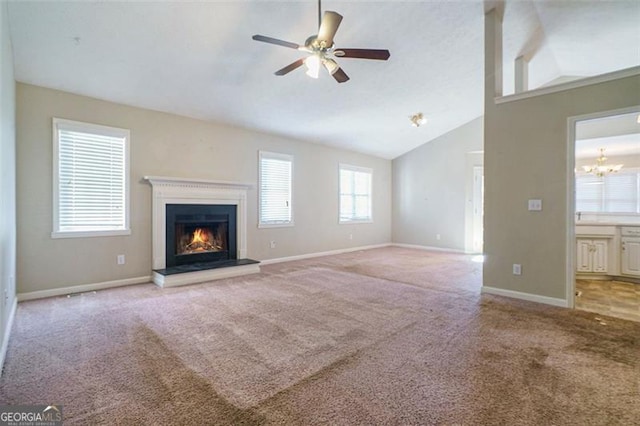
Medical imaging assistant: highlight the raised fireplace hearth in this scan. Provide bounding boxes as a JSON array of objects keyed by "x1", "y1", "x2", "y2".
[{"x1": 144, "y1": 176, "x2": 260, "y2": 287}]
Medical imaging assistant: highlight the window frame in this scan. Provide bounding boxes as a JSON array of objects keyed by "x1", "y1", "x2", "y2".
[
  {"x1": 339, "y1": 163, "x2": 373, "y2": 224},
  {"x1": 52, "y1": 118, "x2": 131, "y2": 239},
  {"x1": 258, "y1": 150, "x2": 294, "y2": 228}
]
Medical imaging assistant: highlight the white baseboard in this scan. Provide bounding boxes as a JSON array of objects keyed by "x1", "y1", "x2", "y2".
[
  {"x1": 391, "y1": 243, "x2": 466, "y2": 254},
  {"x1": 576, "y1": 274, "x2": 640, "y2": 284},
  {"x1": 0, "y1": 298, "x2": 18, "y2": 375},
  {"x1": 260, "y1": 243, "x2": 392, "y2": 265},
  {"x1": 17, "y1": 276, "x2": 152, "y2": 302},
  {"x1": 481, "y1": 286, "x2": 569, "y2": 308},
  {"x1": 575, "y1": 274, "x2": 610, "y2": 281}
]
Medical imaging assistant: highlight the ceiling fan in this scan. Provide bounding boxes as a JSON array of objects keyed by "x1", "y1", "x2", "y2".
[{"x1": 252, "y1": 0, "x2": 390, "y2": 83}]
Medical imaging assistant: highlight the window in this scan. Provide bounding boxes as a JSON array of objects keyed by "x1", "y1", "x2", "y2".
[
  {"x1": 339, "y1": 164, "x2": 372, "y2": 223},
  {"x1": 576, "y1": 168, "x2": 640, "y2": 213},
  {"x1": 52, "y1": 118, "x2": 130, "y2": 238},
  {"x1": 259, "y1": 151, "x2": 293, "y2": 227}
]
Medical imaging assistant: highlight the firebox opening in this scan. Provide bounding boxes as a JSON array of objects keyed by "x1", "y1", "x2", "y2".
[
  {"x1": 176, "y1": 223, "x2": 227, "y2": 256},
  {"x1": 165, "y1": 204, "x2": 237, "y2": 268}
]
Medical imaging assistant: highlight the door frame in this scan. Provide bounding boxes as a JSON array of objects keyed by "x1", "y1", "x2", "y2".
[
  {"x1": 565, "y1": 105, "x2": 640, "y2": 308},
  {"x1": 472, "y1": 166, "x2": 484, "y2": 254}
]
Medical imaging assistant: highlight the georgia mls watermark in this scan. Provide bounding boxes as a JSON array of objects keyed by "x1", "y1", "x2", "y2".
[{"x1": 0, "y1": 405, "x2": 63, "y2": 426}]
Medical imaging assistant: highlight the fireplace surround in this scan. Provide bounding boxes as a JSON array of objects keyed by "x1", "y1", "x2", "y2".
[{"x1": 144, "y1": 176, "x2": 260, "y2": 287}]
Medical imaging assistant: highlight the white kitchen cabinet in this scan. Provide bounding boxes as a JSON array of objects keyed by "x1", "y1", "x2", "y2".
[
  {"x1": 576, "y1": 238, "x2": 608, "y2": 273},
  {"x1": 621, "y1": 237, "x2": 640, "y2": 277}
]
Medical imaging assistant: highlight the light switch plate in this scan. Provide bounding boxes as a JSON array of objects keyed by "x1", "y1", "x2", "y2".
[
  {"x1": 513, "y1": 264, "x2": 522, "y2": 275},
  {"x1": 528, "y1": 199, "x2": 542, "y2": 211}
]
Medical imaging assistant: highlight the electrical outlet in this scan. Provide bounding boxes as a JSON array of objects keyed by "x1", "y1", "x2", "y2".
[
  {"x1": 436, "y1": 234, "x2": 441, "y2": 240},
  {"x1": 513, "y1": 264, "x2": 522, "y2": 275},
  {"x1": 270, "y1": 241, "x2": 276, "y2": 249},
  {"x1": 349, "y1": 234, "x2": 353, "y2": 240},
  {"x1": 117, "y1": 254, "x2": 125, "y2": 265}
]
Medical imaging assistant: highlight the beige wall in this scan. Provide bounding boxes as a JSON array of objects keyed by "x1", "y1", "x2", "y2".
[
  {"x1": 392, "y1": 117, "x2": 483, "y2": 251},
  {"x1": 483, "y1": 10, "x2": 640, "y2": 300},
  {"x1": 16, "y1": 83, "x2": 392, "y2": 294},
  {"x1": 1, "y1": 0, "x2": 17, "y2": 363}
]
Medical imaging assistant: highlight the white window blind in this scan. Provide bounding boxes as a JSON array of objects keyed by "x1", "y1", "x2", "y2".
[
  {"x1": 259, "y1": 151, "x2": 293, "y2": 226},
  {"x1": 576, "y1": 168, "x2": 640, "y2": 213},
  {"x1": 340, "y1": 164, "x2": 372, "y2": 223},
  {"x1": 576, "y1": 174, "x2": 604, "y2": 212},
  {"x1": 604, "y1": 172, "x2": 639, "y2": 213},
  {"x1": 53, "y1": 118, "x2": 130, "y2": 238}
]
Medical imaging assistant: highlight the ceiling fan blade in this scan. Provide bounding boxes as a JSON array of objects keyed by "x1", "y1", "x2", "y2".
[
  {"x1": 317, "y1": 11, "x2": 343, "y2": 47},
  {"x1": 252, "y1": 35, "x2": 300, "y2": 50},
  {"x1": 275, "y1": 59, "x2": 305, "y2": 76},
  {"x1": 332, "y1": 67, "x2": 350, "y2": 83},
  {"x1": 334, "y1": 49, "x2": 391, "y2": 60}
]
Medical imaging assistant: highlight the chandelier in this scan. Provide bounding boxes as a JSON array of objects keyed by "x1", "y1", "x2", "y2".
[{"x1": 582, "y1": 148, "x2": 623, "y2": 177}]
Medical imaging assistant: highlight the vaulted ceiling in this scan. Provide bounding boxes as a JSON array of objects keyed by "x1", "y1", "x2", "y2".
[{"x1": 7, "y1": 1, "x2": 640, "y2": 159}]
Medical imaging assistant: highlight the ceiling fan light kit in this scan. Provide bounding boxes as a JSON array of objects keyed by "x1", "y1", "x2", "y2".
[
  {"x1": 323, "y1": 58, "x2": 340, "y2": 75},
  {"x1": 304, "y1": 55, "x2": 321, "y2": 78},
  {"x1": 252, "y1": 1, "x2": 390, "y2": 83}
]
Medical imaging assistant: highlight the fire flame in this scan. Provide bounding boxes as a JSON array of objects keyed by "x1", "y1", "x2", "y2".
[
  {"x1": 181, "y1": 227, "x2": 220, "y2": 254},
  {"x1": 191, "y1": 228, "x2": 209, "y2": 245},
  {"x1": 177, "y1": 225, "x2": 225, "y2": 256}
]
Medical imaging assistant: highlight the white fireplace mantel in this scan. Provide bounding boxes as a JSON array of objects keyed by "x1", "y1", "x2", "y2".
[
  {"x1": 144, "y1": 176, "x2": 255, "y2": 286},
  {"x1": 144, "y1": 176, "x2": 253, "y2": 192}
]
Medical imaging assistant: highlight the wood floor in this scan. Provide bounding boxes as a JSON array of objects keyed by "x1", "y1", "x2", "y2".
[{"x1": 575, "y1": 279, "x2": 640, "y2": 322}]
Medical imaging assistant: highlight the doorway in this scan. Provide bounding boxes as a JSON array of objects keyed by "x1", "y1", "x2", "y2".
[
  {"x1": 569, "y1": 107, "x2": 640, "y2": 322},
  {"x1": 472, "y1": 166, "x2": 484, "y2": 254}
]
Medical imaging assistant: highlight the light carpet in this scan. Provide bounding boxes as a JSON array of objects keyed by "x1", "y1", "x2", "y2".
[{"x1": 1, "y1": 247, "x2": 638, "y2": 424}]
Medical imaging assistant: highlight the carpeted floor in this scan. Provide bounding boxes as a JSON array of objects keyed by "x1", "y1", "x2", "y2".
[{"x1": 1, "y1": 247, "x2": 639, "y2": 425}]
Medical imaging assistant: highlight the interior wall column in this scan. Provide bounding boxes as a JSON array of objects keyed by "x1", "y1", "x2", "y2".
[
  {"x1": 484, "y1": 6, "x2": 504, "y2": 98},
  {"x1": 514, "y1": 55, "x2": 529, "y2": 93}
]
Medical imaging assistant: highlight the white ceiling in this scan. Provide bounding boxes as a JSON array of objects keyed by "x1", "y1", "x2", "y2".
[
  {"x1": 576, "y1": 133, "x2": 640, "y2": 160},
  {"x1": 576, "y1": 111, "x2": 640, "y2": 159},
  {"x1": 7, "y1": 1, "x2": 640, "y2": 159}
]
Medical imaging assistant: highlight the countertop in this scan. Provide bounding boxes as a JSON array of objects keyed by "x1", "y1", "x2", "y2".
[{"x1": 576, "y1": 222, "x2": 640, "y2": 227}]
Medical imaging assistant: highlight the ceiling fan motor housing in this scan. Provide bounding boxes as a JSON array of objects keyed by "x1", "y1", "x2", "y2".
[{"x1": 305, "y1": 35, "x2": 333, "y2": 52}]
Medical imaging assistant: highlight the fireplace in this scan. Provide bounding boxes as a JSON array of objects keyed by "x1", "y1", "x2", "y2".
[
  {"x1": 144, "y1": 176, "x2": 260, "y2": 287},
  {"x1": 165, "y1": 204, "x2": 237, "y2": 267}
]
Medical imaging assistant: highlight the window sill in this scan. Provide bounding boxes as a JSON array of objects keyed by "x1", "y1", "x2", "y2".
[
  {"x1": 258, "y1": 222, "x2": 295, "y2": 229},
  {"x1": 339, "y1": 219, "x2": 373, "y2": 225},
  {"x1": 51, "y1": 229, "x2": 131, "y2": 239}
]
